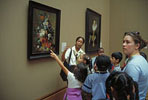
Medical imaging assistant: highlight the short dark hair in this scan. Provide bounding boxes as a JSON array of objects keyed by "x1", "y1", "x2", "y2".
[
  {"x1": 95, "y1": 55, "x2": 111, "y2": 71},
  {"x1": 76, "y1": 36, "x2": 85, "y2": 44},
  {"x1": 97, "y1": 47, "x2": 104, "y2": 52},
  {"x1": 111, "y1": 52, "x2": 123, "y2": 63},
  {"x1": 83, "y1": 54, "x2": 91, "y2": 65},
  {"x1": 74, "y1": 62, "x2": 88, "y2": 83}
]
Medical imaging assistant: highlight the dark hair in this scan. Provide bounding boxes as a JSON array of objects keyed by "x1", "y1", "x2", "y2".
[
  {"x1": 106, "y1": 71, "x2": 139, "y2": 100},
  {"x1": 83, "y1": 54, "x2": 91, "y2": 65},
  {"x1": 95, "y1": 55, "x2": 111, "y2": 71},
  {"x1": 97, "y1": 47, "x2": 104, "y2": 52},
  {"x1": 83, "y1": 54, "x2": 92, "y2": 71},
  {"x1": 74, "y1": 62, "x2": 88, "y2": 83},
  {"x1": 111, "y1": 52, "x2": 123, "y2": 63},
  {"x1": 124, "y1": 32, "x2": 147, "y2": 50},
  {"x1": 76, "y1": 36, "x2": 85, "y2": 44},
  {"x1": 140, "y1": 52, "x2": 147, "y2": 60}
]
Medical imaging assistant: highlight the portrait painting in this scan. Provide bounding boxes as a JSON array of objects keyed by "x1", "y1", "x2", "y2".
[{"x1": 85, "y1": 8, "x2": 101, "y2": 54}]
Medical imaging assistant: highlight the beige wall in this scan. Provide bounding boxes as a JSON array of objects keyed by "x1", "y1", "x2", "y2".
[
  {"x1": 0, "y1": 0, "x2": 110, "y2": 100},
  {"x1": 109, "y1": 0, "x2": 148, "y2": 60},
  {"x1": 1, "y1": 0, "x2": 148, "y2": 99}
]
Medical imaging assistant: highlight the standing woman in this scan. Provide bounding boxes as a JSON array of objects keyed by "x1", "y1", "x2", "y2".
[
  {"x1": 62, "y1": 36, "x2": 85, "y2": 65},
  {"x1": 122, "y1": 32, "x2": 148, "y2": 100},
  {"x1": 60, "y1": 36, "x2": 85, "y2": 81}
]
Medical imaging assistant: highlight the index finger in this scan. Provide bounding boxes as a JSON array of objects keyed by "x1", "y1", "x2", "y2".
[{"x1": 50, "y1": 50, "x2": 54, "y2": 53}]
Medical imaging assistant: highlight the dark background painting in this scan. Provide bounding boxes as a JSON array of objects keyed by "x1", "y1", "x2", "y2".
[{"x1": 85, "y1": 8, "x2": 101, "y2": 54}]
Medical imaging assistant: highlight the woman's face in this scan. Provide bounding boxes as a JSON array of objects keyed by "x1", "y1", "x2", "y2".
[
  {"x1": 75, "y1": 38, "x2": 84, "y2": 49},
  {"x1": 122, "y1": 35, "x2": 139, "y2": 57}
]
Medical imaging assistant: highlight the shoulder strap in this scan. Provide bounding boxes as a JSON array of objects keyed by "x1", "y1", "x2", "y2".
[{"x1": 67, "y1": 48, "x2": 72, "y2": 64}]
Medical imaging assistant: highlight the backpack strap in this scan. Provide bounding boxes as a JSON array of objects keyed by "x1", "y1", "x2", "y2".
[{"x1": 67, "y1": 48, "x2": 72, "y2": 64}]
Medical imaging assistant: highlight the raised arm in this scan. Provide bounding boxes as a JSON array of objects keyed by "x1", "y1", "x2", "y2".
[{"x1": 50, "y1": 50, "x2": 69, "y2": 76}]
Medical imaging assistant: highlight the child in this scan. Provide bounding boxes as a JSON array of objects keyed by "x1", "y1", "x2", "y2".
[
  {"x1": 80, "y1": 54, "x2": 92, "y2": 74},
  {"x1": 82, "y1": 55, "x2": 111, "y2": 100},
  {"x1": 50, "y1": 50, "x2": 88, "y2": 100},
  {"x1": 91, "y1": 47, "x2": 105, "y2": 73},
  {"x1": 110, "y1": 52, "x2": 122, "y2": 72},
  {"x1": 106, "y1": 71, "x2": 139, "y2": 100}
]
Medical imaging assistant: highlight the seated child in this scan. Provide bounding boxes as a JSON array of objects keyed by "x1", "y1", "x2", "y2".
[
  {"x1": 50, "y1": 50, "x2": 88, "y2": 100},
  {"x1": 82, "y1": 55, "x2": 111, "y2": 100},
  {"x1": 110, "y1": 52, "x2": 122, "y2": 72},
  {"x1": 106, "y1": 71, "x2": 139, "y2": 100}
]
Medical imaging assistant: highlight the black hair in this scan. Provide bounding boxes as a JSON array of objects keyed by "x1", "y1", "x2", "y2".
[
  {"x1": 106, "y1": 71, "x2": 139, "y2": 100},
  {"x1": 111, "y1": 52, "x2": 123, "y2": 63},
  {"x1": 83, "y1": 54, "x2": 92, "y2": 72},
  {"x1": 83, "y1": 54, "x2": 91, "y2": 65},
  {"x1": 95, "y1": 55, "x2": 111, "y2": 71},
  {"x1": 97, "y1": 47, "x2": 104, "y2": 52},
  {"x1": 140, "y1": 52, "x2": 147, "y2": 60},
  {"x1": 124, "y1": 32, "x2": 148, "y2": 50},
  {"x1": 74, "y1": 62, "x2": 88, "y2": 83},
  {"x1": 76, "y1": 36, "x2": 85, "y2": 44}
]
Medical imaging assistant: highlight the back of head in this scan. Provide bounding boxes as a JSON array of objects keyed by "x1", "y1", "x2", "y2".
[
  {"x1": 83, "y1": 54, "x2": 91, "y2": 65},
  {"x1": 111, "y1": 52, "x2": 123, "y2": 63},
  {"x1": 95, "y1": 55, "x2": 111, "y2": 71},
  {"x1": 74, "y1": 62, "x2": 88, "y2": 83},
  {"x1": 106, "y1": 71, "x2": 139, "y2": 100}
]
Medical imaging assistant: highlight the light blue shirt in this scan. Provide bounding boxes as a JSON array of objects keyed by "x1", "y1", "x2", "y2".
[
  {"x1": 123, "y1": 55, "x2": 148, "y2": 100},
  {"x1": 113, "y1": 65, "x2": 121, "y2": 72},
  {"x1": 91, "y1": 56, "x2": 97, "y2": 67},
  {"x1": 82, "y1": 72, "x2": 110, "y2": 100}
]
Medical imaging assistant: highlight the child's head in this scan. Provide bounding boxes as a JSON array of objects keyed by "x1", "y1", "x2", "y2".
[
  {"x1": 111, "y1": 52, "x2": 123, "y2": 65},
  {"x1": 95, "y1": 55, "x2": 111, "y2": 71},
  {"x1": 82, "y1": 54, "x2": 91, "y2": 65},
  {"x1": 106, "y1": 71, "x2": 139, "y2": 100},
  {"x1": 73, "y1": 62, "x2": 88, "y2": 83},
  {"x1": 97, "y1": 47, "x2": 104, "y2": 56}
]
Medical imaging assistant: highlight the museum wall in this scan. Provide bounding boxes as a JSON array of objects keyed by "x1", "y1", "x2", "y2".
[
  {"x1": 0, "y1": 0, "x2": 110, "y2": 99},
  {"x1": 109, "y1": 0, "x2": 148, "y2": 61}
]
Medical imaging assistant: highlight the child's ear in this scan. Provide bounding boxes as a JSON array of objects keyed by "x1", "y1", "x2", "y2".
[{"x1": 111, "y1": 86, "x2": 114, "y2": 92}]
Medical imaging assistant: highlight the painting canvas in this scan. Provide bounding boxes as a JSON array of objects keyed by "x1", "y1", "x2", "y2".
[
  {"x1": 28, "y1": 1, "x2": 61, "y2": 59},
  {"x1": 85, "y1": 8, "x2": 101, "y2": 54}
]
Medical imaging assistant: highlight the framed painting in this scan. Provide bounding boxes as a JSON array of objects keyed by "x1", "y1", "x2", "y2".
[
  {"x1": 27, "y1": 1, "x2": 61, "y2": 59},
  {"x1": 85, "y1": 8, "x2": 101, "y2": 54}
]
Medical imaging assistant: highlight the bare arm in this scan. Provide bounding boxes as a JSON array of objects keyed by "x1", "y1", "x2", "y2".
[{"x1": 50, "y1": 50, "x2": 69, "y2": 76}]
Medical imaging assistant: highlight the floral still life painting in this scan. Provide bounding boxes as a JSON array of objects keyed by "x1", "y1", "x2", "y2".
[{"x1": 28, "y1": 1, "x2": 61, "y2": 59}]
